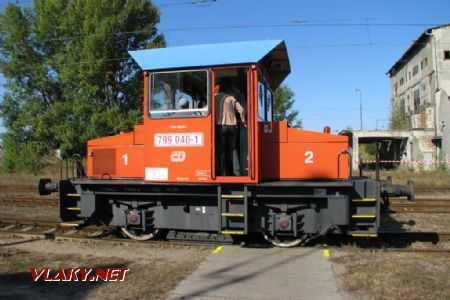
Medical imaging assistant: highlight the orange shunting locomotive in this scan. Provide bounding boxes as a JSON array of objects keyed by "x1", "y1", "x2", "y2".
[{"x1": 40, "y1": 40, "x2": 398, "y2": 247}]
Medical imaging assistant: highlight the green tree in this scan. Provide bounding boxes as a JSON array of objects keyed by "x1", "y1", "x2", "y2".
[
  {"x1": 0, "y1": 0, "x2": 164, "y2": 173},
  {"x1": 273, "y1": 84, "x2": 302, "y2": 128},
  {"x1": 390, "y1": 103, "x2": 408, "y2": 130}
]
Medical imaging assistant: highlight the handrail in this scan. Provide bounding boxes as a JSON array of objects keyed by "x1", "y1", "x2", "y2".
[
  {"x1": 337, "y1": 149, "x2": 352, "y2": 180},
  {"x1": 250, "y1": 68, "x2": 256, "y2": 180},
  {"x1": 211, "y1": 70, "x2": 216, "y2": 180}
]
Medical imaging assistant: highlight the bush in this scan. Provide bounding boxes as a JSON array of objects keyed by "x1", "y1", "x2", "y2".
[{"x1": 0, "y1": 134, "x2": 45, "y2": 174}]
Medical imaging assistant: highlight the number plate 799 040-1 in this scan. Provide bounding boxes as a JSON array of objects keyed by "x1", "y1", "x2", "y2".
[{"x1": 154, "y1": 133, "x2": 204, "y2": 147}]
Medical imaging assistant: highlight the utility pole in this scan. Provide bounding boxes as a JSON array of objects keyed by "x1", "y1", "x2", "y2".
[{"x1": 356, "y1": 89, "x2": 363, "y2": 130}]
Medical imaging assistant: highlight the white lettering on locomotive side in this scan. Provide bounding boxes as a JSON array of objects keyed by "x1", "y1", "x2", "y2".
[
  {"x1": 169, "y1": 125, "x2": 187, "y2": 129},
  {"x1": 154, "y1": 132, "x2": 204, "y2": 147},
  {"x1": 305, "y1": 151, "x2": 314, "y2": 164},
  {"x1": 122, "y1": 154, "x2": 128, "y2": 166}
]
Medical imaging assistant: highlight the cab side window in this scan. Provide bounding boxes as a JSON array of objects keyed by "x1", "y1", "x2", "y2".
[
  {"x1": 258, "y1": 81, "x2": 266, "y2": 121},
  {"x1": 266, "y1": 89, "x2": 273, "y2": 122},
  {"x1": 258, "y1": 78, "x2": 273, "y2": 121}
]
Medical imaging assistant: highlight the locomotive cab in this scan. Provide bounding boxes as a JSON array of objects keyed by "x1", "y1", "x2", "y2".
[{"x1": 87, "y1": 40, "x2": 349, "y2": 183}]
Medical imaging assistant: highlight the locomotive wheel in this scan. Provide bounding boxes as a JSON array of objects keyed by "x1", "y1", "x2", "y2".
[
  {"x1": 121, "y1": 228, "x2": 159, "y2": 241},
  {"x1": 263, "y1": 233, "x2": 307, "y2": 248}
]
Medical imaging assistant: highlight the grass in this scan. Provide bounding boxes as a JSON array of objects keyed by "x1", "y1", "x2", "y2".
[
  {"x1": 0, "y1": 247, "x2": 205, "y2": 299},
  {"x1": 333, "y1": 249, "x2": 450, "y2": 300},
  {"x1": 0, "y1": 158, "x2": 79, "y2": 185},
  {"x1": 362, "y1": 168, "x2": 450, "y2": 188}
]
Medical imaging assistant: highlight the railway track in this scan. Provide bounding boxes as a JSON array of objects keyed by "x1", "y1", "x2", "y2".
[
  {"x1": 1, "y1": 217, "x2": 449, "y2": 246},
  {"x1": 0, "y1": 197, "x2": 58, "y2": 207},
  {"x1": 0, "y1": 217, "x2": 63, "y2": 227},
  {"x1": 0, "y1": 217, "x2": 216, "y2": 248},
  {"x1": 0, "y1": 184, "x2": 38, "y2": 194},
  {"x1": 389, "y1": 198, "x2": 450, "y2": 213},
  {"x1": 414, "y1": 187, "x2": 450, "y2": 193},
  {"x1": 391, "y1": 198, "x2": 450, "y2": 204},
  {"x1": 389, "y1": 204, "x2": 450, "y2": 213}
]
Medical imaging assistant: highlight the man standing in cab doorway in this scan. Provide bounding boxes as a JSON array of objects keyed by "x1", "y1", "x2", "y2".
[{"x1": 215, "y1": 79, "x2": 247, "y2": 176}]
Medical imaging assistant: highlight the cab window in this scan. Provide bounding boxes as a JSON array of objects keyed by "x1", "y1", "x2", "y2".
[
  {"x1": 149, "y1": 70, "x2": 209, "y2": 118},
  {"x1": 258, "y1": 78, "x2": 273, "y2": 121},
  {"x1": 258, "y1": 81, "x2": 265, "y2": 121},
  {"x1": 266, "y1": 88, "x2": 273, "y2": 122}
]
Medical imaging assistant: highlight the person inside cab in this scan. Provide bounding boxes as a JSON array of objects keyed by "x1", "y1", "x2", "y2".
[{"x1": 214, "y1": 79, "x2": 247, "y2": 176}]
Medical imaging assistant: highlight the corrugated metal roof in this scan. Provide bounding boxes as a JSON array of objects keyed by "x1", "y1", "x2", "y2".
[{"x1": 129, "y1": 40, "x2": 291, "y2": 90}]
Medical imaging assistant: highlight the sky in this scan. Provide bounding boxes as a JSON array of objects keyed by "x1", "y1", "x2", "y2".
[{"x1": 1, "y1": 0, "x2": 450, "y2": 133}]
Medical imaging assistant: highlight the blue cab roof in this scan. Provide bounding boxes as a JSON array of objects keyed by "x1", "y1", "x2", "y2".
[{"x1": 129, "y1": 40, "x2": 291, "y2": 90}]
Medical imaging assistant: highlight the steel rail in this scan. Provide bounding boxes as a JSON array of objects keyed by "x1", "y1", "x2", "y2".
[
  {"x1": 0, "y1": 217, "x2": 217, "y2": 248},
  {"x1": 342, "y1": 246, "x2": 450, "y2": 253},
  {"x1": 0, "y1": 197, "x2": 58, "y2": 207},
  {"x1": 0, "y1": 217, "x2": 60, "y2": 227},
  {"x1": 0, "y1": 185, "x2": 37, "y2": 193},
  {"x1": 387, "y1": 205, "x2": 450, "y2": 213}
]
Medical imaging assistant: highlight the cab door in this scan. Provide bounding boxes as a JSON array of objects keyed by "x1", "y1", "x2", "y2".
[
  {"x1": 212, "y1": 66, "x2": 258, "y2": 183},
  {"x1": 143, "y1": 69, "x2": 213, "y2": 182}
]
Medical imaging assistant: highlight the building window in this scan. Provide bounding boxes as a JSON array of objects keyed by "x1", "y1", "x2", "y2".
[
  {"x1": 400, "y1": 98, "x2": 405, "y2": 112},
  {"x1": 399, "y1": 77, "x2": 404, "y2": 86},
  {"x1": 444, "y1": 50, "x2": 450, "y2": 60},
  {"x1": 408, "y1": 71, "x2": 411, "y2": 79},
  {"x1": 412, "y1": 65, "x2": 419, "y2": 76},
  {"x1": 421, "y1": 57, "x2": 428, "y2": 69},
  {"x1": 413, "y1": 89, "x2": 420, "y2": 114}
]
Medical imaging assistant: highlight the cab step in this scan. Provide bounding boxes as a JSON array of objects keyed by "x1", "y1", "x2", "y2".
[
  {"x1": 59, "y1": 220, "x2": 83, "y2": 228},
  {"x1": 66, "y1": 207, "x2": 81, "y2": 211},
  {"x1": 221, "y1": 213, "x2": 244, "y2": 217},
  {"x1": 349, "y1": 231, "x2": 378, "y2": 238},
  {"x1": 221, "y1": 194, "x2": 244, "y2": 199},
  {"x1": 351, "y1": 214, "x2": 376, "y2": 219},
  {"x1": 352, "y1": 198, "x2": 376, "y2": 202},
  {"x1": 221, "y1": 231, "x2": 245, "y2": 235}
]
